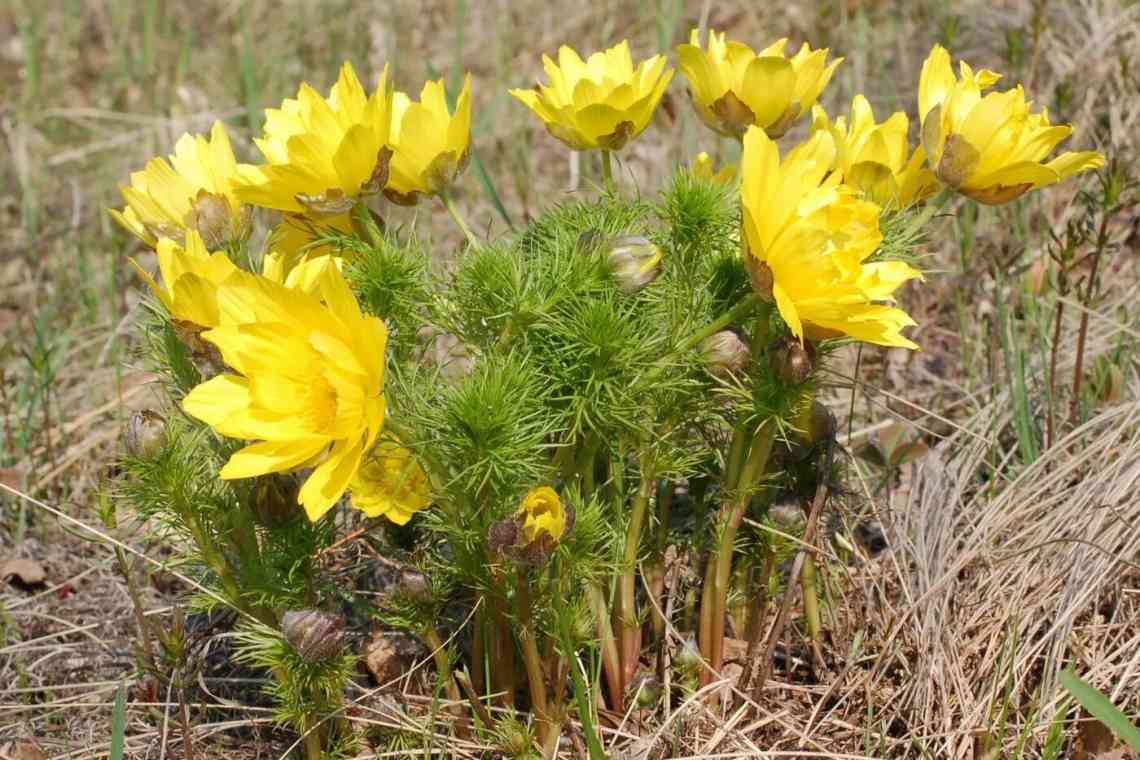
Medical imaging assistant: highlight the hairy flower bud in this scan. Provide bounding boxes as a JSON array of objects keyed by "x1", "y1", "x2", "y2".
[
  {"x1": 770, "y1": 337, "x2": 815, "y2": 384},
  {"x1": 701, "y1": 330, "x2": 750, "y2": 376},
  {"x1": 675, "y1": 634, "x2": 703, "y2": 674},
  {"x1": 125, "y1": 410, "x2": 166, "y2": 459},
  {"x1": 398, "y1": 568, "x2": 431, "y2": 602},
  {"x1": 805, "y1": 401, "x2": 836, "y2": 444},
  {"x1": 488, "y1": 519, "x2": 521, "y2": 556},
  {"x1": 628, "y1": 671, "x2": 663, "y2": 708},
  {"x1": 252, "y1": 475, "x2": 300, "y2": 527},
  {"x1": 607, "y1": 235, "x2": 662, "y2": 292},
  {"x1": 281, "y1": 609, "x2": 345, "y2": 662}
]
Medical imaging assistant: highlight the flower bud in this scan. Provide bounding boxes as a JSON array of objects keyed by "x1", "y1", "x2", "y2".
[
  {"x1": 125, "y1": 410, "x2": 165, "y2": 459},
  {"x1": 805, "y1": 401, "x2": 835, "y2": 444},
  {"x1": 675, "y1": 634, "x2": 703, "y2": 673},
  {"x1": 628, "y1": 671, "x2": 663, "y2": 708},
  {"x1": 488, "y1": 519, "x2": 521, "y2": 556},
  {"x1": 252, "y1": 475, "x2": 300, "y2": 527},
  {"x1": 607, "y1": 235, "x2": 662, "y2": 292},
  {"x1": 398, "y1": 568, "x2": 431, "y2": 602},
  {"x1": 281, "y1": 609, "x2": 345, "y2": 662},
  {"x1": 769, "y1": 337, "x2": 815, "y2": 384},
  {"x1": 701, "y1": 330, "x2": 750, "y2": 376}
]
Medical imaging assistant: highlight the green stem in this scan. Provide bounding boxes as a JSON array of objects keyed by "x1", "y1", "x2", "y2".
[
  {"x1": 900, "y1": 187, "x2": 953, "y2": 242},
  {"x1": 515, "y1": 568, "x2": 551, "y2": 744},
  {"x1": 678, "y1": 292, "x2": 761, "y2": 355},
  {"x1": 800, "y1": 553, "x2": 824, "y2": 668},
  {"x1": 440, "y1": 190, "x2": 479, "y2": 248},
  {"x1": 423, "y1": 628, "x2": 463, "y2": 708},
  {"x1": 601, "y1": 150, "x2": 615, "y2": 194},
  {"x1": 701, "y1": 422, "x2": 775, "y2": 697},
  {"x1": 303, "y1": 724, "x2": 323, "y2": 760},
  {"x1": 619, "y1": 469, "x2": 654, "y2": 693},
  {"x1": 589, "y1": 584, "x2": 622, "y2": 711}
]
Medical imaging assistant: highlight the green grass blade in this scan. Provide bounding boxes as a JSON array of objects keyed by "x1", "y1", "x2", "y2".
[
  {"x1": 1059, "y1": 668, "x2": 1140, "y2": 751},
  {"x1": 110, "y1": 681, "x2": 128, "y2": 760},
  {"x1": 471, "y1": 150, "x2": 515, "y2": 231}
]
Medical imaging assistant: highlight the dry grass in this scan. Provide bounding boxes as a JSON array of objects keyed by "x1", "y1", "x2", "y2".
[{"x1": 2, "y1": 0, "x2": 1140, "y2": 757}]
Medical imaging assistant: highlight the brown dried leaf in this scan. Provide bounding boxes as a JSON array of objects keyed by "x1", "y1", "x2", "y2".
[{"x1": 1, "y1": 558, "x2": 46, "y2": 587}]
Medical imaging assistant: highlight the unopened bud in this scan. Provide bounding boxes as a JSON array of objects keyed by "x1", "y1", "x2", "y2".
[
  {"x1": 770, "y1": 338, "x2": 815, "y2": 384},
  {"x1": 805, "y1": 401, "x2": 836, "y2": 444},
  {"x1": 252, "y1": 475, "x2": 300, "y2": 527},
  {"x1": 125, "y1": 410, "x2": 165, "y2": 459},
  {"x1": 191, "y1": 191, "x2": 235, "y2": 250},
  {"x1": 281, "y1": 609, "x2": 345, "y2": 662},
  {"x1": 676, "y1": 634, "x2": 702, "y2": 673},
  {"x1": 628, "y1": 671, "x2": 663, "y2": 708},
  {"x1": 399, "y1": 568, "x2": 431, "y2": 602},
  {"x1": 488, "y1": 519, "x2": 520, "y2": 556},
  {"x1": 607, "y1": 235, "x2": 662, "y2": 293},
  {"x1": 701, "y1": 330, "x2": 750, "y2": 376}
]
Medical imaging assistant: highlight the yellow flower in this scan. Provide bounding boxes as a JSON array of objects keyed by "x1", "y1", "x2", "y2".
[
  {"x1": 385, "y1": 75, "x2": 473, "y2": 204},
  {"x1": 130, "y1": 230, "x2": 238, "y2": 328},
  {"x1": 264, "y1": 213, "x2": 353, "y2": 278},
  {"x1": 517, "y1": 486, "x2": 567, "y2": 543},
  {"x1": 811, "y1": 96, "x2": 939, "y2": 208},
  {"x1": 182, "y1": 265, "x2": 388, "y2": 521},
  {"x1": 509, "y1": 41, "x2": 672, "y2": 152},
  {"x1": 235, "y1": 62, "x2": 394, "y2": 216},
  {"x1": 677, "y1": 30, "x2": 841, "y2": 139},
  {"x1": 111, "y1": 121, "x2": 249, "y2": 249},
  {"x1": 348, "y1": 437, "x2": 432, "y2": 525},
  {"x1": 741, "y1": 126, "x2": 921, "y2": 349},
  {"x1": 918, "y1": 44, "x2": 1104, "y2": 205},
  {"x1": 691, "y1": 152, "x2": 737, "y2": 185}
]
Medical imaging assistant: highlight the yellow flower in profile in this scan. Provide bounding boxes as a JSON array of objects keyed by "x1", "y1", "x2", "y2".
[
  {"x1": 677, "y1": 30, "x2": 841, "y2": 139},
  {"x1": 509, "y1": 41, "x2": 673, "y2": 151},
  {"x1": 348, "y1": 437, "x2": 432, "y2": 525},
  {"x1": 235, "y1": 62, "x2": 394, "y2": 216},
  {"x1": 691, "y1": 152, "x2": 737, "y2": 185},
  {"x1": 111, "y1": 121, "x2": 249, "y2": 249},
  {"x1": 517, "y1": 486, "x2": 567, "y2": 543},
  {"x1": 385, "y1": 75, "x2": 473, "y2": 204},
  {"x1": 741, "y1": 126, "x2": 921, "y2": 349},
  {"x1": 182, "y1": 266, "x2": 388, "y2": 521},
  {"x1": 918, "y1": 44, "x2": 1104, "y2": 205},
  {"x1": 131, "y1": 230, "x2": 238, "y2": 328},
  {"x1": 811, "y1": 96, "x2": 939, "y2": 208}
]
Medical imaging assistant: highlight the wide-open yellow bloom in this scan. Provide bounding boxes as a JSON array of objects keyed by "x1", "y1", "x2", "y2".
[
  {"x1": 131, "y1": 230, "x2": 238, "y2": 328},
  {"x1": 183, "y1": 266, "x2": 387, "y2": 521},
  {"x1": 741, "y1": 127, "x2": 921, "y2": 349},
  {"x1": 918, "y1": 45, "x2": 1104, "y2": 205},
  {"x1": 677, "y1": 30, "x2": 841, "y2": 139},
  {"x1": 509, "y1": 41, "x2": 672, "y2": 152},
  {"x1": 348, "y1": 437, "x2": 432, "y2": 525},
  {"x1": 811, "y1": 96, "x2": 938, "y2": 208},
  {"x1": 235, "y1": 62, "x2": 393, "y2": 216},
  {"x1": 385, "y1": 75, "x2": 473, "y2": 204},
  {"x1": 517, "y1": 486, "x2": 567, "y2": 543},
  {"x1": 111, "y1": 121, "x2": 248, "y2": 249}
]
